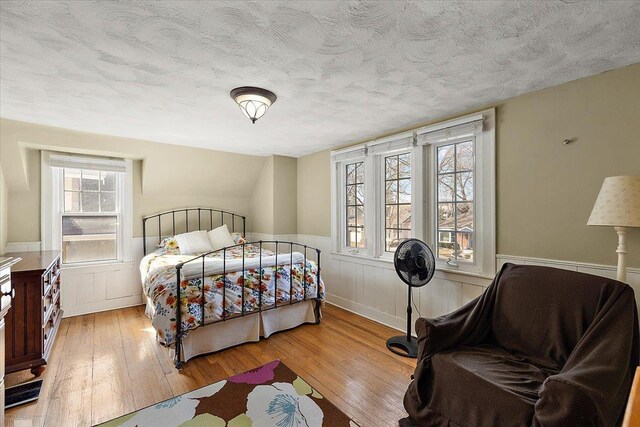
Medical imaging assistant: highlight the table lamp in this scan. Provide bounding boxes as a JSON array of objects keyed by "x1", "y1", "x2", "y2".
[{"x1": 587, "y1": 176, "x2": 640, "y2": 282}]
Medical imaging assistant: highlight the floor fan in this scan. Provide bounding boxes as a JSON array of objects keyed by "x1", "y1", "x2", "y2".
[{"x1": 387, "y1": 238, "x2": 436, "y2": 358}]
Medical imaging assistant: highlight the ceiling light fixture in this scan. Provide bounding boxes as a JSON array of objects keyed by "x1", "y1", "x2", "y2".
[{"x1": 230, "y1": 86, "x2": 277, "y2": 124}]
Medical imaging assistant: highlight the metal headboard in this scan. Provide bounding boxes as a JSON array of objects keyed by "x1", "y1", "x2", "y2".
[{"x1": 142, "y1": 207, "x2": 246, "y2": 255}]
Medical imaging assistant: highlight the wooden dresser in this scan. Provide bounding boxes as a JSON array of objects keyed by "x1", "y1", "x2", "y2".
[
  {"x1": 0, "y1": 255, "x2": 20, "y2": 426},
  {"x1": 4, "y1": 251, "x2": 63, "y2": 376}
]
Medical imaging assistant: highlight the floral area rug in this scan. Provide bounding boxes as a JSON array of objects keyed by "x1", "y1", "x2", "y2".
[{"x1": 97, "y1": 359, "x2": 358, "y2": 427}]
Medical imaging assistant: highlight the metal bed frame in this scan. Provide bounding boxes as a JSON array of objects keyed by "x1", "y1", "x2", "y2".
[{"x1": 142, "y1": 207, "x2": 322, "y2": 369}]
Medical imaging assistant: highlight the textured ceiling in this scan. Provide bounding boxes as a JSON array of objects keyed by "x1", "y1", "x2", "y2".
[{"x1": 1, "y1": 1, "x2": 640, "y2": 157}]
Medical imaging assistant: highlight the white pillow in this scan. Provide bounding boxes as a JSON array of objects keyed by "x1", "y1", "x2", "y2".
[
  {"x1": 208, "y1": 224, "x2": 236, "y2": 251},
  {"x1": 174, "y1": 230, "x2": 214, "y2": 255}
]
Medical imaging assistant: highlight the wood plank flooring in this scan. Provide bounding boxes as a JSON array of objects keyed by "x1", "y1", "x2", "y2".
[{"x1": 5, "y1": 304, "x2": 415, "y2": 427}]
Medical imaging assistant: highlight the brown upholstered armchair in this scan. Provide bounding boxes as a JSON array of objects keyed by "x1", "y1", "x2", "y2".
[{"x1": 401, "y1": 263, "x2": 639, "y2": 427}]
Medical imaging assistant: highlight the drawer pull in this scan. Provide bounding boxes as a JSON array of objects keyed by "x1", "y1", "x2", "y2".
[{"x1": 2, "y1": 288, "x2": 15, "y2": 298}]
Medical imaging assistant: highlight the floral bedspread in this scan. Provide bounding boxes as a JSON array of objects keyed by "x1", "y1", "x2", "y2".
[{"x1": 140, "y1": 241, "x2": 324, "y2": 346}]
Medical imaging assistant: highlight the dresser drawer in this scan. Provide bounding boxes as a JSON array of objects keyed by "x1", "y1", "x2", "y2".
[
  {"x1": 43, "y1": 316, "x2": 54, "y2": 350},
  {"x1": 43, "y1": 291, "x2": 53, "y2": 323},
  {"x1": 42, "y1": 269, "x2": 51, "y2": 295},
  {"x1": 51, "y1": 269, "x2": 61, "y2": 300}
]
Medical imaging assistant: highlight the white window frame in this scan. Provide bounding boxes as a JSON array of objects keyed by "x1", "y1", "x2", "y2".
[
  {"x1": 419, "y1": 110, "x2": 495, "y2": 276},
  {"x1": 428, "y1": 135, "x2": 480, "y2": 273},
  {"x1": 331, "y1": 109, "x2": 495, "y2": 277},
  {"x1": 376, "y1": 148, "x2": 421, "y2": 259},
  {"x1": 41, "y1": 151, "x2": 133, "y2": 265},
  {"x1": 331, "y1": 132, "x2": 422, "y2": 260},
  {"x1": 337, "y1": 155, "x2": 368, "y2": 255}
]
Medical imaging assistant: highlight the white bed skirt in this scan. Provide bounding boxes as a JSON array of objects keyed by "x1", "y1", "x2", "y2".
[{"x1": 144, "y1": 296, "x2": 319, "y2": 363}]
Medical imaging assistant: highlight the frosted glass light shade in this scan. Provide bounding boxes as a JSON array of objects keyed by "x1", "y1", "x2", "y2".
[
  {"x1": 230, "y1": 87, "x2": 277, "y2": 124},
  {"x1": 587, "y1": 176, "x2": 640, "y2": 227}
]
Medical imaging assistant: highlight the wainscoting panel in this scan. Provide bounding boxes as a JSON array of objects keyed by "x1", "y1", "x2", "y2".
[
  {"x1": 462, "y1": 283, "x2": 486, "y2": 305},
  {"x1": 497, "y1": 254, "x2": 640, "y2": 319},
  {"x1": 61, "y1": 259, "x2": 143, "y2": 317},
  {"x1": 290, "y1": 234, "x2": 493, "y2": 332},
  {"x1": 496, "y1": 254, "x2": 640, "y2": 286}
]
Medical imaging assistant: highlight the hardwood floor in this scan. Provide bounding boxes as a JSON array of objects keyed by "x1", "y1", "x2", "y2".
[{"x1": 5, "y1": 304, "x2": 415, "y2": 426}]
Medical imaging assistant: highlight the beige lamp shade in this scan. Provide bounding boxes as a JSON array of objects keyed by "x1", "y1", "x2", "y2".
[{"x1": 587, "y1": 176, "x2": 640, "y2": 227}]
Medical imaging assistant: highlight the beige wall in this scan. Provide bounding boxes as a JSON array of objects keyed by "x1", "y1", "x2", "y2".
[
  {"x1": 0, "y1": 119, "x2": 267, "y2": 241},
  {"x1": 249, "y1": 156, "x2": 274, "y2": 234},
  {"x1": 497, "y1": 63, "x2": 640, "y2": 267},
  {"x1": 0, "y1": 167, "x2": 7, "y2": 252},
  {"x1": 273, "y1": 155, "x2": 297, "y2": 235},
  {"x1": 6, "y1": 149, "x2": 41, "y2": 242},
  {"x1": 297, "y1": 63, "x2": 640, "y2": 268},
  {"x1": 249, "y1": 155, "x2": 298, "y2": 235},
  {"x1": 297, "y1": 149, "x2": 331, "y2": 237}
]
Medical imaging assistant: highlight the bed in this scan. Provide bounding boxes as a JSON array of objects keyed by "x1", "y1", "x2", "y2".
[{"x1": 141, "y1": 207, "x2": 324, "y2": 368}]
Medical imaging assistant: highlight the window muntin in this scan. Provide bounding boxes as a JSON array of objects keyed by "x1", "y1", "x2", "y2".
[
  {"x1": 62, "y1": 168, "x2": 119, "y2": 264},
  {"x1": 436, "y1": 140, "x2": 474, "y2": 263},
  {"x1": 345, "y1": 161, "x2": 365, "y2": 248},
  {"x1": 64, "y1": 169, "x2": 116, "y2": 213},
  {"x1": 384, "y1": 153, "x2": 412, "y2": 252}
]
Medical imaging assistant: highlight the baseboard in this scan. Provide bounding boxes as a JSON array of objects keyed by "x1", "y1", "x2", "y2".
[{"x1": 325, "y1": 293, "x2": 406, "y2": 333}]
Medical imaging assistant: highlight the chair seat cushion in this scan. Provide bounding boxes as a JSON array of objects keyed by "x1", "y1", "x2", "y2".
[{"x1": 424, "y1": 344, "x2": 552, "y2": 427}]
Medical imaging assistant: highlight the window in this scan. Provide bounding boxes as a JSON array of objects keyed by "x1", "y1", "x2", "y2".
[
  {"x1": 384, "y1": 153, "x2": 412, "y2": 252},
  {"x1": 61, "y1": 169, "x2": 119, "y2": 264},
  {"x1": 439, "y1": 231, "x2": 453, "y2": 244},
  {"x1": 41, "y1": 152, "x2": 133, "y2": 265},
  {"x1": 332, "y1": 134, "x2": 417, "y2": 258},
  {"x1": 331, "y1": 109, "x2": 495, "y2": 277},
  {"x1": 436, "y1": 140, "x2": 474, "y2": 262},
  {"x1": 345, "y1": 161, "x2": 365, "y2": 248}
]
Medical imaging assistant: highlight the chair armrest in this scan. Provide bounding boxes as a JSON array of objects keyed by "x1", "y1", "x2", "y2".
[
  {"x1": 414, "y1": 265, "x2": 511, "y2": 363},
  {"x1": 532, "y1": 378, "x2": 600, "y2": 427},
  {"x1": 414, "y1": 295, "x2": 494, "y2": 363},
  {"x1": 533, "y1": 286, "x2": 639, "y2": 427}
]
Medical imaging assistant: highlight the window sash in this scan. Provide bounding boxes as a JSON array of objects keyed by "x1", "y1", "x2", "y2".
[
  {"x1": 63, "y1": 168, "x2": 118, "y2": 214},
  {"x1": 60, "y1": 213, "x2": 119, "y2": 264},
  {"x1": 340, "y1": 159, "x2": 368, "y2": 253},
  {"x1": 59, "y1": 167, "x2": 124, "y2": 264},
  {"x1": 382, "y1": 152, "x2": 412, "y2": 253},
  {"x1": 434, "y1": 137, "x2": 476, "y2": 265}
]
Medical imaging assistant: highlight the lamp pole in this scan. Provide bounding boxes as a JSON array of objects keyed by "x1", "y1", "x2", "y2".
[{"x1": 615, "y1": 226, "x2": 628, "y2": 283}]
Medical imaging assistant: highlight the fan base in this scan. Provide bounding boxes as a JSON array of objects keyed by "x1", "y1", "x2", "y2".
[{"x1": 386, "y1": 336, "x2": 418, "y2": 358}]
